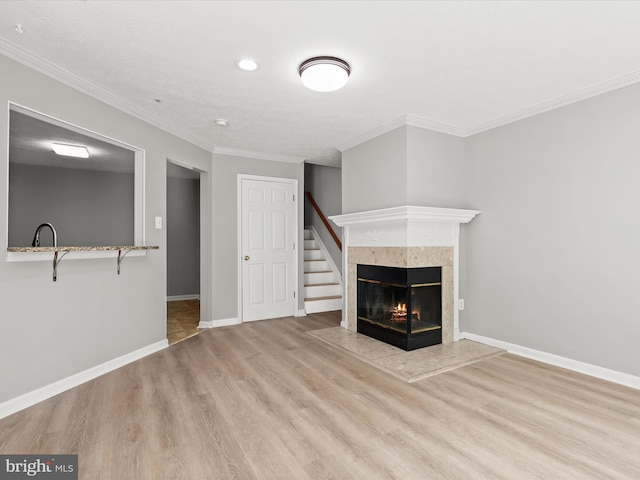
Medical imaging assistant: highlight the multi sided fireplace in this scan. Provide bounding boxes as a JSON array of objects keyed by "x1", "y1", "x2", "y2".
[{"x1": 357, "y1": 264, "x2": 442, "y2": 351}]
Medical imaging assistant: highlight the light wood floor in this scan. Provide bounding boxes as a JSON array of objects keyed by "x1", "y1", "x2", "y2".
[
  {"x1": 1, "y1": 311, "x2": 640, "y2": 479},
  {"x1": 167, "y1": 299, "x2": 200, "y2": 345}
]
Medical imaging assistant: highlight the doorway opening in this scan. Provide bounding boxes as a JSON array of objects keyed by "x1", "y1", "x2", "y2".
[{"x1": 167, "y1": 160, "x2": 202, "y2": 345}]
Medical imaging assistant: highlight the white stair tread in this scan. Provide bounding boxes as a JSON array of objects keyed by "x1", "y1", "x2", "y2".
[{"x1": 304, "y1": 282, "x2": 339, "y2": 287}]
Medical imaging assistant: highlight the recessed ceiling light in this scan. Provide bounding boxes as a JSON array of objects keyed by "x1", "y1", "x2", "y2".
[
  {"x1": 299, "y1": 56, "x2": 350, "y2": 92},
  {"x1": 215, "y1": 119, "x2": 229, "y2": 127},
  {"x1": 51, "y1": 143, "x2": 90, "y2": 158},
  {"x1": 237, "y1": 59, "x2": 258, "y2": 71}
]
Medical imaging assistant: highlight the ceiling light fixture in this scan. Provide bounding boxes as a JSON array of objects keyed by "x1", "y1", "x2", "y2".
[
  {"x1": 215, "y1": 118, "x2": 229, "y2": 127},
  {"x1": 299, "y1": 56, "x2": 350, "y2": 92},
  {"x1": 51, "y1": 143, "x2": 89, "y2": 158},
  {"x1": 237, "y1": 59, "x2": 258, "y2": 71}
]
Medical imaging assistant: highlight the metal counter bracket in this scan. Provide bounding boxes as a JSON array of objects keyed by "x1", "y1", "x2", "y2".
[
  {"x1": 52, "y1": 251, "x2": 69, "y2": 282},
  {"x1": 117, "y1": 249, "x2": 133, "y2": 275}
]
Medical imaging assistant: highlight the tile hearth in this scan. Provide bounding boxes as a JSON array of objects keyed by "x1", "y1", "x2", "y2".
[{"x1": 308, "y1": 327, "x2": 505, "y2": 383}]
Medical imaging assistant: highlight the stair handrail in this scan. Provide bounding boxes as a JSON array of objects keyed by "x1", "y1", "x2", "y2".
[{"x1": 305, "y1": 191, "x2": 342, "y2": 251}]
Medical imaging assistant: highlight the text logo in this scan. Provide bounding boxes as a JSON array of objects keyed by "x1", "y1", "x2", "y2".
[{"x1": 0, "y1": 455, "x2": 77, "y2": 479}]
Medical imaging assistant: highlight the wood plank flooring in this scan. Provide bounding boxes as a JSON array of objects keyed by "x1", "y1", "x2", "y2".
[
  {"x1": 167, "y1": 299, "x2": 200, "y2": 345},
  {"x1": 1, "y1": 311, "x2": 640, "y2": 479}
]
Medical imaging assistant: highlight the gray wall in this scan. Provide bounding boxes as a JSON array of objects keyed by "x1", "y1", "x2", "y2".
[
  {"x1": 167, "y1": 176, "x2": 200, "y2": 297},
  {"x1": 211, "y1": 153, "x2": 305, "y2": 320},
  {"x1": 342, "y1": 126, "x2": 408, "y2": 213},
  {"x1": 0, "y1": 54, "x2": 212, "y2": 404},
  {"x1": 342, "y1": 125, "x2": 468, "y2": 211},
  {"x1": 304, "y1": 163, "x2": 342, "y2": 273},
  {"x1": 406, "y1": 127, "x2": 468, "y2": 209},
  {"x1": 9, "y1": 164, "x2": 134, "y2": 247},
  {"x1": 465, "y1": 82, "x2": 640, "y2": 377}
]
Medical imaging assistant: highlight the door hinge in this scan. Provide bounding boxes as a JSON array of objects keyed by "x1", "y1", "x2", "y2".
[
  {"x1": 293, "y1": 194, "x2": 295, "y2": 202},
  {"x1": 293, "y1": 291, "x2": 296, "y2": 298}
]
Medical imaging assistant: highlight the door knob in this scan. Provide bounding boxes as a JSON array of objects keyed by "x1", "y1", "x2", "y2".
[{"x1": 244, "y1": 255, "x2": 250, "y2": 261}]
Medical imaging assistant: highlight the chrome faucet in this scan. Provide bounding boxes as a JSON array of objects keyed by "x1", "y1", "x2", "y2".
[{"x1": 32, "y1": 223, "x2": 58, "y2": 247}]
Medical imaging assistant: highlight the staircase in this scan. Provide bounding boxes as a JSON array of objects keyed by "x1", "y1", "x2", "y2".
[{"x1": 304, "y1": 228, "x2": 342, "y2": 314}]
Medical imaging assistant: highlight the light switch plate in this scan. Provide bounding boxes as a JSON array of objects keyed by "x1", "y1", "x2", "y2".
[{"x1": 155, "y1": 216, "x2": 162, "y2": 229}]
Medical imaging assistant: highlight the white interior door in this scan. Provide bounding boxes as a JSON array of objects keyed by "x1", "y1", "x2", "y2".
[{"x1": 240, "y1": 177, "x2": 296, "y2": 322}]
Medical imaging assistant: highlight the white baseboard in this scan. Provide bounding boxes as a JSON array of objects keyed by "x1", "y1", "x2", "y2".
[
  {"x1": 167, "y1": 294, "x2": 200, "y2": 301},
  {"x1": 198, "y1": 317, "x2": 240, "y2": 329},
  {"x1": 0, "y1": 339, "x2": 168, "y2": 420},
  {"x1": 295, "y1": 309, "x2": 306, "y2": 317},
  {"x1": 461, "y1": 332, "x2": 640, "y2": 391}
]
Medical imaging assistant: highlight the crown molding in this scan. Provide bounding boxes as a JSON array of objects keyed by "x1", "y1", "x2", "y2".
[
  {"x1": 336, "y1": 114, "x2": 465, "y2": 152},
  {"x1": 465, "y1": 69, "x2": 640, "y2": 136},
  {"x1": 337, "y1": 70, "x2": 640, "y2": 151},
  {"x1": 213, "y1": 146, "x2": 305, "y2": 164},
  {"x1": 0, "y1": 38, "x2": 216, "y2": 152}
]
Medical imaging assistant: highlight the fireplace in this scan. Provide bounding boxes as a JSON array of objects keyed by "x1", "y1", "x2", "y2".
[
  {"x1": 329, "y1": 206, "x2": 481, "y2": 345},
  {"x1": 357, "y1": 264, "x2": 442, "y2": 351}
]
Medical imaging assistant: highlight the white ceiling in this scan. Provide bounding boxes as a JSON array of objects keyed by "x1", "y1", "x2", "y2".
[{"x1": 2, "y1": 1, "x2": 640, "y2": 167}]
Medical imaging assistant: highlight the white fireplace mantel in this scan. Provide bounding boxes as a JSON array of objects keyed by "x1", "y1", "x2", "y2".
[
  {"x1": 330, "y1": 205, "x2": 480, "y2": 227},
  {"x1": 330, "y1": 206, "x2": 480, "y2": 248},
  {"x1": 329, "y1": 205, "x2": 481, "y2": 340}
]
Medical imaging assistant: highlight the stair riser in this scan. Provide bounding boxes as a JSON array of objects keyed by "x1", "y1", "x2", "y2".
[
  {"x1": 304, "y1": 249, "x2": 324, "y2": 261},
  {"x1": 304, "y1": 239, "x2": 317, "y2": 249},
  {"x1": 305, "y1": 298, "x2": 343, "y2": 314},
  {"x1": 304, "y1": 260, "x2": 328, "y2": 272},
  {"x1": 305, "y1": 284, "x2": 342, "y2": 298},
  {"x1": 304, "y1": 271, "x2": 336, "y2": 284}
]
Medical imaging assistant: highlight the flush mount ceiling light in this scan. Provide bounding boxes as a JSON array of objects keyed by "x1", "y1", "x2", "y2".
[
  {"x1": 299, "y1": 56, "x2": 350, "y2": 92},
  {"x1": 51, "y1": 142, "x2": 89, "y2": 158},
  {"x1": 215, "y1": 118, "x2": 229, "y2": 127},
  {"x1": 237, "y1": 58, "x2": 258, "y2": 71}
]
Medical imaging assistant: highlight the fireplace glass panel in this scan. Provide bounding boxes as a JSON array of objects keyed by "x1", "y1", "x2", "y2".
[
  {"x1": 357, "y1": 280, "x2": 408, "y2": 334},
  {"x1": 410, "y1": 284, "x2": 442, "y2": 333}
]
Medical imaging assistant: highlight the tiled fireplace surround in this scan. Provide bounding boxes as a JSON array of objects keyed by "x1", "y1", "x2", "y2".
[{"x1": 330, "y1": 206, "x2": 480, "y2": 343}]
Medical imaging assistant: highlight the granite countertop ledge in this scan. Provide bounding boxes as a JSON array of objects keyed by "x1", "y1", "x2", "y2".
[{"x1": 8, "y1": 246, "x2": 159, "y2": 252}]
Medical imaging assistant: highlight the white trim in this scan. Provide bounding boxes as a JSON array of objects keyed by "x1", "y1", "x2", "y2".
[
  {"x1": 340, "y1": 225, "x2": 350, "y2": 329},
  {"x1": 214, "y1": 146, "x2": 305, "y2": 164},
  {"x1": 336, "y1": 71, "x2": 640, "y2": 152},
  {"x1": 309, "y1": 225, "x2": 342, "y2": 284},
  {"x1": 330, "y1": 206, "x2": 480, "y2": 227},
  {"x1": 461, "y1": 332, "x2": 640, "y2": 391},
  {"x1": 237, "y1": 174, "x2": 299, "y2": 323},
  {"x1": 167, "y1": 294, "x2": 200, "y2": 301},
  {"x1": 0, "y1": 39, "x2": 215, "y2": 152},
  {"x1": 295, "y1": 309, "x2": 307, "y2": 317},
  {"x1": 336, "y1": 114, "x2": 465, "y2": 152},
  {"x1": 198, "y1": 317, "x2": 240, "y2": 329},
  {"x1": 465, "y1": 69, "x2": 640, "y2": 136},
  {"x1": 0, "y1": 340, "x2": 168, "y2": 420}
]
